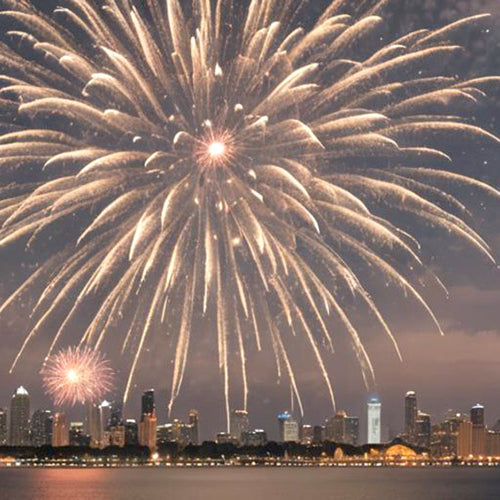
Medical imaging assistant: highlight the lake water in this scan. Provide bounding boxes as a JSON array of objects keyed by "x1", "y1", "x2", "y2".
[{"x1": 0, "y1": 467, "x2": 499, "y2": 500}]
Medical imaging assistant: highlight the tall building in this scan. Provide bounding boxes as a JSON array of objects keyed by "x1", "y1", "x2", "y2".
[
  {"x1": 52, "y1": 412, "x2": 69, "y2": 447},
  {"x1": 139, "y1": 389, "x2": 157, "y2": 451},
  {"x1": 345, "y1": 416, "x2": 360, "y2": 446},
  {"x1": 367, "y1": 397, "x2": 381, "y2": 444},
  {"x1": 141, "y1": 389, "x2": 155, "y2": 417},
  {"x1": 415, "y1": 412, "x2": 431, "y2": 448},
  {"x1": 486, "y1": 431, "x2": 500, "y2": 457},
  {"x1": 326, "y1": 411, "x2": 346, "y2": 442},
  {"x1": 457, "y1": 420, "x2": 473, "y2": 457},
  {"x1": 470, "y1": 404, "x2": 486, "y2": 456},
  {"x1": 230, "y1": 409, "x2": 250, "y2": 443},
  {"x1": 277, "y1": 412, "x2": 299, "y2": 442},
  {"x1": 326, "y1": 411, "x2": 360, "y2": 445},
  {"x1": 10, "y1": 386, "x2": 30, "y2": 446},
  {"x1": 188, "y1": 410, "x2": 199, "y2": 445},
  {"x1": 405, "y1": 391, "x2": 418, "y2": 442},
  {"x1": 471, "y1": 404, "x2": 485, "y2": 426},
  {"x1": 30, "y1": 410, "x2": 53, "y2": 447},
  {"x1": 109, "y1": 402, "x2": 123, "y2": 428},
  {"x1": 0, "y1": 409, "x2": 7, "y2": 445},
  {"x1": 87, "y1": 403, "x2": 101, "y2": 448},
  {"x1": 300, "y1": 424, "x2": 313, "y2": 445}
]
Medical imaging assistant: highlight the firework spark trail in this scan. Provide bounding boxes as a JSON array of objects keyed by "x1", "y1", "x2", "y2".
[
  {"x1": 41, "y1": 347, "x2": 115, "y2": 406},
  {"x1": 0, "y1": 0, "x2": 498, "y2": 420}
]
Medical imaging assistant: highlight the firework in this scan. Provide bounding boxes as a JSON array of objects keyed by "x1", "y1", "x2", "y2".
[
  {"x1": 41, "y1": 347, "x2": 114, "y2": 406},
  {"x1": 0, "y1": 0, "x2": 498, "y2": 424}
]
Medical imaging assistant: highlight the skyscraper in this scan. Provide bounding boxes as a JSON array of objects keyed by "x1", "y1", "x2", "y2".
[
  {"x1": 345, "y1": 416, "x2": 360, "y2": 446},
  {"x1": 404, "y1": 391, "x2": 418, "y2": 442},
  {"x1": 300, "y1": 424, "x2": 313, "y2": 445},
  {"x1": 30, "y1": 409, "x2": 53, "y2": 447},
  {"x1": 326, "y1": 411, "x2": 346, "y2": 442},
  {"x1": 188, "y1": 409, "x2": 199, "y2": 445},
  {"x1": 415, "y1": 412, "x2": 431, "y2": 448},
  {"x1": 10, "y1": 386, "x2": 30, "y2": 446},
  {"x1": 367, "y1": 397, "x2": 381, "y2": 444},
  {"x1": 0, "y1": 409, "x2": 7, "y2": 445},
  {"x1": 230, "y1": 409, "x2": 250, "y2": 443},
  {"x1": 471, "y1": 404, "x2": 486, "y2": 456},
  {"x1": 471, "y1": 404, "x2": 485, "y2": 426},
  {"x1": 87, "y1": 403, "x2": 101, "y2": 448},
  {"x1": 139, "y1": 389, "x2": 157, "y2": 451},
  {"x1": 52, "y1": 412, "x2": 69, "y2": 447},
  {"x1": 141, "y1": 389, "x2": 155, "y2": 417},
  {"x1": 457, "y1": 420, "x2": 473, "y2": 457},
  {"x1": 109, "y1": 402, "x2": 123, "y2": 428},
  {"x1": 278, "y1": 412, "x2": 299, "y2": 442}
]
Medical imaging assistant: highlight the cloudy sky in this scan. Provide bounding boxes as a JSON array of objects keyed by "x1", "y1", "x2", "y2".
[{"x1": 0, "y1": 0, "x2": 498, "y2": 442}]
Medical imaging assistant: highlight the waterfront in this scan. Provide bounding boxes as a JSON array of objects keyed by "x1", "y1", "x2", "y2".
[{"x1": 0, "y1": 468, "x2": 500, "y2": 500}]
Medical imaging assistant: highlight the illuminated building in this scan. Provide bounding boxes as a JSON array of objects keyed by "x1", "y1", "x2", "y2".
[
  {"x1": 325, "y1": 411, "x2": 359, "y2": 445},
  {"x1": 471, "y1": 404, "x2": 486, "y2": 456},
  {"x1": 326, "y1": 411, "x2": 346, "y2": 442},
  {"x1": 139, "y1": 389, "x2": 157, "y2": 451},
  {"x1": 188, "y1": 409, "x2": 199, "y2": 445},
  {"x1": 416, "y1": 412, "x2": 431, "y2": 448},
  {"x1": 87, "y1": 403, "x2": 101, "y2": 448},
  {"x1": 430, "y1": 412, "x2": 465, "y2": 457},
  {"x1": 486, "y1": 431, "x2": 500, "y2": 457},
  {"x1": 404, "y1": 391, "x2": 418, "y2": 443},
  {"x1": 471, "y1": 404, "x2": 485, "y2": 426},
  {"x1": 30, "y1": 409, "x2": 53, "y2": 447},
  {"x1": 0, "y1": 408, "x2": 7, "y2": 445},
  {"x1": 69, "y1": 422, "x2": 87, "y2": 446},
  {"x1": 300, "y1": 424, "x2": 313, "y2": 445},
  {"x1": 216, "y1": 431, "x2": 237, "y2": 444},
  {"x1": 242, "y1": 429, "x2": 267, "y2": 446},
  {"x1": 52, "y1": 412, "x2": 69, "y2": 447},
  {"x1": 367, "y1": 397, "x2": 381, "y2": 444},
  {"x1": 125, "y1": 419, "x2": 139, "y2": 445},
  {"x1": 280, "y1": 417, "x2": 299, "y2": 443},
  {"x1": 345, "y1": 416, "x2": 360, "y2": 446},
  {"x1": 278, "y1": 411, "x2": 299, "y2": 442},
  {"x1": 139, "y1": 413, "x2": 157, "y2": 450},
  {"x1": 230, "y1": 409, "x2": 250, "y2": 444},
  {"x1": 9, "y1": 386, "x2": 30, "y2": 446},
  {"x1": 457, "y1": 420, "x2": 473, "y2": 457},
  {"x1": 109, "y1": 424, "x2": 126, "y2": 447}
]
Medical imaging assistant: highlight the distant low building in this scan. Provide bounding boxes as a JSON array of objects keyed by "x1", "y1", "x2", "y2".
[
  {"x1": 242, "y1": 429, "x2": 267, "y2": 447},
  {"x1": 216, "y1": 432, "x2": 238, "y2": 445}
]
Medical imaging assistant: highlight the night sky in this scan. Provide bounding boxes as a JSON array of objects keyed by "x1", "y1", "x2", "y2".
[{"x1": 0, "y1": 0, "x2": 499, "y2": 442}]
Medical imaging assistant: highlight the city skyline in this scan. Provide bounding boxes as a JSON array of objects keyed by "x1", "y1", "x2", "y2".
[{"x1": 2, "y1": 383, "x2": 500, "y2": 448}]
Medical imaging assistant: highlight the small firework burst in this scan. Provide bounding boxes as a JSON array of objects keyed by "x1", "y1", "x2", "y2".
[{"x1": 41, "y1": 347, "x2": 114, "y2": 406}]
